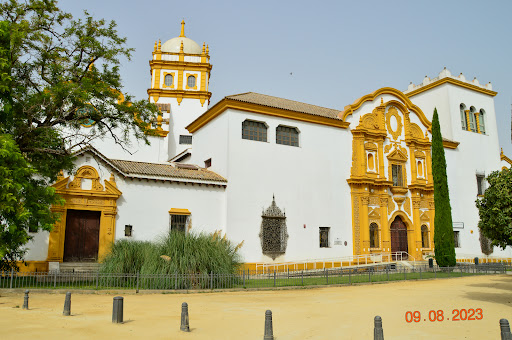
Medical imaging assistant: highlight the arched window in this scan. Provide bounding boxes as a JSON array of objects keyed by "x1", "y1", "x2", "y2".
[
  {"x1": 369, "y1": 222, "x2": 379, "y2": 248},
  {"x1": 242, "y1": 119, "x2": 267, "y2": 142},
  {"x1": 460, "y1": 104, "x2": 467, "y2": 130},
  {"x1": 421, "y1": 225, "x2": 429, "y2": 248},
  {"x1": 469, "y1": 106, "x2": 477, "y2": 132},
  {"x1": 187, "y1": 75, "x2": 196, "y2": 88},
  {"x1": 276, "y1": 125, "x2": 299, "y2": 146},
  {"x1": 479, "y1": 109, "x2": 486, "y2": 134},
  {"x1": 367, "y1": 153, "x2": 375, "y2": 171},
  {"x1": 164, "y1": 74, "x2": 173, "y2": 87}
]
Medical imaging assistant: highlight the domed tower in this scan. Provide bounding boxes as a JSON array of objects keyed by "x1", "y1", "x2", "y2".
[{"x1": 148, "y1": 21, "x2": 212, "y2": 159}]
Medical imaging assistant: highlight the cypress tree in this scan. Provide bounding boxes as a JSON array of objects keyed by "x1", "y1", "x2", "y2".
[{"x1": 432, "y1": 108, "x2": 456, "y2": 267}]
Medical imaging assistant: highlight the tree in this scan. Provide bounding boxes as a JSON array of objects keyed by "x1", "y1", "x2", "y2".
[
  {"x1": 0, "y1": 0, "x2": 158, "y2": 269},
  {"x1": 431, "y1": 108, "x2": 456, "y2": 267},
  {"x1": 476, "y1": 168, "x2": 512, "y2": 249}
]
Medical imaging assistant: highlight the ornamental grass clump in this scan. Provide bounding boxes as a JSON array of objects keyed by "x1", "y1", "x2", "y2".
[{"x1": 101, "y1": 230, "x2": 242, "y2": 275}]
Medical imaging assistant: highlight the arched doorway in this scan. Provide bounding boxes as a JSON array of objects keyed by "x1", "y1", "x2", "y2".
[{"x1": 390, "y1": 216, "x2": 408, "y2": 260}]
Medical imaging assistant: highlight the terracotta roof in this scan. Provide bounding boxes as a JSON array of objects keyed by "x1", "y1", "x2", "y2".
[
  {"x1": 109, "y1": 159, "x2": 227, "y2": 183},
  {"x1": 226, "y1": 92, "x2": 342, "y2": 120},
  {"x1": 74, "y1": 146, "x2": 226, "y2": 184}
]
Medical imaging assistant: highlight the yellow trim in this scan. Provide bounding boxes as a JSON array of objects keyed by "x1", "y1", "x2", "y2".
[
  {"x1": 15, "y1": 261, "x2": 49, "y2": 272},
  {"x1": 386, "y1": 106, "x2": 403, "y2": 140},
  {"x1": 340, "y1": 87, "x2": 432, "y2": 131},
  {"x1": 147, "y1": 89, "x2": 211, "y2": 106},
  {"x1": 501, "y1": 148, "x2": 512, "y2": 165},
  {"x1": 405, "y1": 77, "x2": 497, "y2": 98},
  {"x1": 187, "y1": 98, "x2": 349, "y2": 133},
  {"x1": 442, "y1": 140, "x2": 460, "y2": 149},
  {"x1": 169, "y1": 208, "x2": 191, "y2": 215},
  {"x1": 47, "y1": 166, "x2": 122, "y2": 263},
  {"x1": 162, "y1": 72, "x2": 176, "y2": 89},
  {"x1": 185, "y1": 73, "x2": 198, "y2": 90}
]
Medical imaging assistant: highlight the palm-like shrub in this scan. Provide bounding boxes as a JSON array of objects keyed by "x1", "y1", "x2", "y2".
[{"x1": 101, "y1": 230, "x2": 242, "y2": 275}]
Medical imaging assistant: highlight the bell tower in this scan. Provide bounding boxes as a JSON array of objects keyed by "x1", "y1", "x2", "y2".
[{"x1": 148, "y1": 21, "x2": 212, "y2": 159}]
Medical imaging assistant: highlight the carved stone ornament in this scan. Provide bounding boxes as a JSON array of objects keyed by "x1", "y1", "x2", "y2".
[
  {"x1": 386, "y1": 106, "x2": 403, "y2": 141},
  {"x1": 259, "y1": 196, "x2": 288, "y2": 260}
]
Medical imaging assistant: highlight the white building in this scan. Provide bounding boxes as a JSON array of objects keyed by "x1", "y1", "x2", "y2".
[{"x1": 22, "y1": 22, "x2": 512, "y2": 271}]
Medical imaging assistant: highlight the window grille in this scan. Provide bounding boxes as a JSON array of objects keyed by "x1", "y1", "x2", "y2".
[
  {"x1": 179, "y1": 135, "x2": 193, "y2": 145},
  {"x1": 476, "y1": 174, "x2": 485, "y2": 195},
  {"x1": 453, "y1": 231, "x2": 460, "y2": 248},
  {"x1": 164, "y1": 74, "x2": 173, "y2": 87},
  {"x1": 469, "y1": 107, "x2": 477, "y2": 132},
  {"x1": 170, "y1": 214, "x2": 188, "y2": 232},
  {"x1": 479, "y1": 109, "x2": 486, "y2": 134},
  {"x1": 187, "y1": 75, "x2": 196, "y2": 88},
  {"x1": 369, "y1": 223, "x2": 379, "y2": 248},
  {"x1": 460, "y1": 104, "x2": 467, "y2": 130},
  {"x1": 319, "y1": 227, "x2": 330, "y2": 248},
  {"x1": 392, "y1": 164, "x2": 403, "y2": 187},
  {"x1": 259, "y1": 196, "x2": 288, "y2": 260},
  {"x1": 276, "y1": 125, "x2": 299, "y2": 146},
  {"x1": 421, "y1": 225, "x2": 429, "y2": 248},
  {"x1": 242, "y1": 120, "x2": 267, "y2": 142}
]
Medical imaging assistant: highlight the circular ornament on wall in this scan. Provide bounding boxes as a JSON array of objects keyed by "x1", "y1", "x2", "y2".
[{"x1": 386, "y1": 106, "x2": 402, "y2": 140}]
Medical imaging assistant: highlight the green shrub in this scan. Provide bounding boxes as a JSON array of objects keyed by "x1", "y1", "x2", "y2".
[{"x1": 101, "y1": 230, "x2": 242, "y2": 275}]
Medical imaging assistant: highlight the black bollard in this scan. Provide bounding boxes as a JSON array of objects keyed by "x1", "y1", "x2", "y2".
[
  {"x1": 22, "y1": 290, "x2": 29, "y2": 310},
  {"x1": 63, "y1": 292, "x2": 71, "y2": 316},
  {"x1": 180, "y1": 302, "x2": 190, "y2": 332},
  {"x1": 264, "y1": 310, "x2": 274, "y2": 340},
  {"x1": 112, "y1": 296, "x2": 124, "y2": 324},
  {"x1": 474, "y1": 257, "x2": 479, "y2": 266},
  {"x1": 374, "y1": 316, "x2": 384, "y2": 340},
  {"x1": 501, "y1": 319, "x2": 512, "y2": 340}
]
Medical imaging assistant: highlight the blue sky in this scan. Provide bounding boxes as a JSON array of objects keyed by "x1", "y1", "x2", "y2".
[{"x1": 62, "y1": 0, "x2": 512, "y2": 154}]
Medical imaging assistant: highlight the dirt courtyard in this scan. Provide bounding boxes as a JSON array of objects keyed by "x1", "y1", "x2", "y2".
[{"x1": 1, "y1": 275, "x2": 511, "y2": 339}]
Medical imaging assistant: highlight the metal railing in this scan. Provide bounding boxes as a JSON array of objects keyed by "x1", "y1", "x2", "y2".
[
  {"x1": 1, "y1": 262, "x2": 508, "y2": 292},
  {"x1": 254, "y1": 252, "x2": 416, "y2": 273}
]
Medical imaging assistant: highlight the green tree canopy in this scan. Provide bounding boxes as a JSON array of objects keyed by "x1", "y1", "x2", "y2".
[
  {"x1": 0, "y1": 0, "x2": 158, "y2": 269},
  {"x1": 476, "y1": 168, "x2": 512, "y2": 249},
  {"x1": 431, "y1": 108, "x2": 456, "y2": 267}
]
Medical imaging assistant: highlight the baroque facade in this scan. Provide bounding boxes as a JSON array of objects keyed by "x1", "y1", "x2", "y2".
[{"x1": 21, "y1": 22, "x2": 512, "y2": 271}]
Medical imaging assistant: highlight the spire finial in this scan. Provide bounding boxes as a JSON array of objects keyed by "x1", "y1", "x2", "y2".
[
  {"x1": 202, "y1": 42, "x2": 205, "y2": 53},
  {"x1": 180, "y1": 41, "x2": 184, "y2": 52},
  {"x1": 272, "y1": 194, "x2": 275, "y2": 202},
  {"x1": 206, "y1": 44, "x2": 209, "y2": 54},
  {"x1": 180, "y1": 20, "x2": 186, "y2": 37},
  {"x1": 157, "y1": 39, "x2": 161, "y2": 51},
  {"x1": 501, "y1": 148, "x2": 504, "y2": 155},
  {"x1": 380, "y1": 97, "x2": 384, "y2": 105},
  {"x1": 154, "y1": 41, "x2": 157, "y2": 52}
]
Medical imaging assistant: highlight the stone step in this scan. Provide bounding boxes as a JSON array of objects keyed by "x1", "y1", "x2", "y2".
[{"x1": 58, "y1": 262, "x2": 100, "y2": 273}]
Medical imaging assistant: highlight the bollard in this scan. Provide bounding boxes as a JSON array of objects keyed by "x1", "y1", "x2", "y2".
[
  {"x1": 428, "y1": 258, "x2": 434, "y2": 268},
  {"x1": 180, "y1": 302, "x2": 190, "y2": 332},
  {"x1": 264, "y1": 310, "x2": 274, "y2": 340},
  {"x1": 501, "y1": 319, "x2": 512, "y2": 340},
  {"x1": 474, "y1": 257, "x2": 479, "y2": 266},
  {"x1": 112, "y1": 296, "x2": 124, "y2": 324},
  {"x1": 22, "y1": 290, "x2": 29, "y2": 310},
  {"x1": 374, "y1": 315, "x2": 384, "y2": 340},
  {"x1": 63, "y1": 292, "x2": 71, "y2": 316}
]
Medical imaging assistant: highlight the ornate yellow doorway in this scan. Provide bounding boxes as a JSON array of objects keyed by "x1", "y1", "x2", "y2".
[{"x1": 47, "y1": 165, "x2": 122, "y2": 263}]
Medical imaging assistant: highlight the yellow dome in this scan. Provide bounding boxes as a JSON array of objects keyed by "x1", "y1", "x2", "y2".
[{"x1": 161, "y1": 21, "x2": 202, "y2": 54}]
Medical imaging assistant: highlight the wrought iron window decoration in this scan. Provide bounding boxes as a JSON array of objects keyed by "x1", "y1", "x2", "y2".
[{"x1": 259, "y1": 195, "x2": 288, "y2": 260}]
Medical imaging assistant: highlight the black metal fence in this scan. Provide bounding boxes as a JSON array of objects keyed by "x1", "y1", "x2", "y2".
[{"x1": 0, "y1": 263, "x2": 508, "y2": 291}]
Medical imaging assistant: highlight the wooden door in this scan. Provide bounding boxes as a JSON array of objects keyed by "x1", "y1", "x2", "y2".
[
  {"x1": 390, "y1": 216, "x2": 408, "y2": 260},
  {"x1": 63, "y1": 210, "x2": 101, "y2": 262}
]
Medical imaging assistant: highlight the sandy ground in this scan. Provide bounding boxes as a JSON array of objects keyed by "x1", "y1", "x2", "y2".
[{"x1": 1, "y1": 275, "x2": 511, "y2": 339}]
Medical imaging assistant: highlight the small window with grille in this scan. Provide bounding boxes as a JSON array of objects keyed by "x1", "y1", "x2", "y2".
[
  {"x1": 421, "y1": 225, "x2": 429, "y2": 248},
  {"x1": 476, "y1": 174, "x2": 485, "y2": 196},
  {"x1": 187, "y1": 75, "x2": 196, "y2": 88},
  {"x1": 276, "y1": 125, "x2": 299, "y2": 147},
  {"x1": 369, "y1": 223, "x2": 379, "y2": 248},
  {"x1": 170, "y1": 214, "x2": 189, "y2": 232},
  {"x1": 392, "y1": 164, "x2": 404, "y2": 187},
  {"x1": 453, "y1": 231, "x2": 460, "y2": 248},
  {"x1": 179, "y1": 135, "x2": 192, "y2": 145},
  {"x1": 164, "y1": 74, "x2": 173, "y2": 87},
  {"x1": 319, "y1": 227, "x2": 330, "y2": 248},
  {"x1": 242, "y1": 119, "x2": 267, "y2": 142}
]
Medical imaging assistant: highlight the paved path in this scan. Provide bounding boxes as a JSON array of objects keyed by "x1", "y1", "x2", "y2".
[{"x1": 1, "y1": 275, "x2": 511, "y2": 339}]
